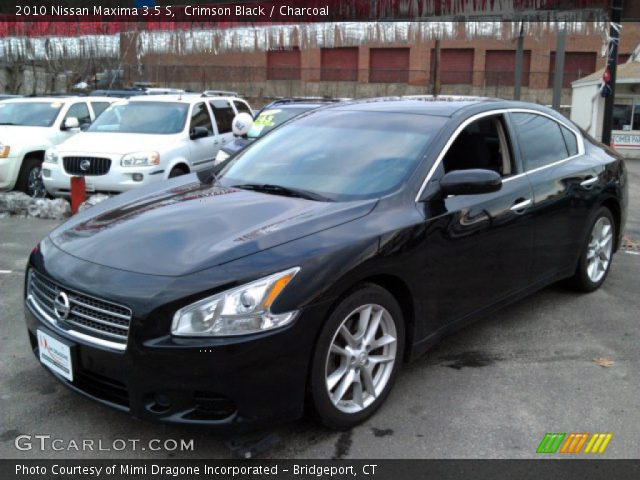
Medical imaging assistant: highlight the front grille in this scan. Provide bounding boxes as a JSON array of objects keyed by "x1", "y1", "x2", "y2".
[
  {"x1": 28, "y1": 270, "x2": 132, "y2": 347},
  {"x1": 63, "y1": 156, "x2": 111, "y2": 176}
]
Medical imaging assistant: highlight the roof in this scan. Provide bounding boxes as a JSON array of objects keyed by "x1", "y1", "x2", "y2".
[
  {"x1": 330, "y1": 95, "x2": 500, "y2": 116},
  {"x1": 572, "y1": 60, "x2": 640, "y2": 87},
  {"x1": 125, "y1": 94, "x2": 238, "y2": 104}
]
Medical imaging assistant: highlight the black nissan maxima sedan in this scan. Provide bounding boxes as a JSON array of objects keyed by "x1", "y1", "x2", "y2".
[{"x1": 24, "y1": 97, "x2": 627, "y2": 430}]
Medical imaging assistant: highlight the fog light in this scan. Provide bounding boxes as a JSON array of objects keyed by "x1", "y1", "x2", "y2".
[
  {"x1": 42, "y1": 169, "x2": 51, "y2": 178},
  {"x1": 132, "y1": 173, "x2": 143, "y2": 182}
]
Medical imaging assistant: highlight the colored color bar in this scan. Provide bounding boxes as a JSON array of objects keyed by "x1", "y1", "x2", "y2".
[{"x1": 598, "y1": 433, "x2": 613, "y2": 453}]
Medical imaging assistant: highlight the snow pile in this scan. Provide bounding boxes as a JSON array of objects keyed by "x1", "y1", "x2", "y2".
[
  {"x1": 0, "y1": 192, "x2": 71, "y2": 220},
  {"x1": 78, "y1": 194, "x2": 112, "y2": 212}
]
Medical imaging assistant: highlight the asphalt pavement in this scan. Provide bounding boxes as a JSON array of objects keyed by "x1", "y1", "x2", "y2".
[{"x1": 1, "y1": 161, "x2": 639, "y2": 459}]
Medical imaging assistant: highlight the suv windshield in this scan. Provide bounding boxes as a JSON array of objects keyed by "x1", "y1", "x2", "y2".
[
  {"x1": 220, "y1": 110, "x2": 446, "y2": 201},
  {"x1": 248, "y1": 106, "x2": 312, "y2": 139},
  {"x1": 87, "y1": 101, "x2": 189, "y2": 134},
  {"x1": 0, "y1": 101, "x2": 63, "y2": 127}
]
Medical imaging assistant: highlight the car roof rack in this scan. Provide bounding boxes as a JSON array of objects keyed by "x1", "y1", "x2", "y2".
[
  {"x1": 202, "y1": 90, "x2": 239, "y2": 97},
  {"x1": 265, "y1": 96, "x2": 350, "y2": 106}
]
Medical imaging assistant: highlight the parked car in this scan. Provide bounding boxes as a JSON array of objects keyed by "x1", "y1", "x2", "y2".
[
  {"x1": 42, "y1": 94, "x2": 252, "y2": 196},
  {"x1": 0, "y1": 96, "x2": 116, "y2": 196},
  {"x1": 215, "y1": 97, "x2": 345, "y2": 164},
  {"x1": 25, "y1": 97, "x2": 626, "y2": 431},
  {"x1": 0, "y1": 94, "x2": 23, "y2": 101}
]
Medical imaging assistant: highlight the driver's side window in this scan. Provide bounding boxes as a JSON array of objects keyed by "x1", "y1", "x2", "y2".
[
  {"x1": 65, "y1": 102, "x2": 91, "y2": 126},
  {"x1": 442, "y1": 115, "x2": 514, "y2": 178},
  {"x1": 189, "y1": 102, "x2": 213, "y2": 136}
]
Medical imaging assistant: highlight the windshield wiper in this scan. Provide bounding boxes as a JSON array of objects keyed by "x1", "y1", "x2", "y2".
[
  {"x1": 232, "y1": 183, "x2": 334, "y2": 202},
  {"x1": 0, "y1": 122, "x2": 15, "y2": 125}
]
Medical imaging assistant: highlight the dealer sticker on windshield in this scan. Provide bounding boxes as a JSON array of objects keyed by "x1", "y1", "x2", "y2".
[{"x1": 37, "y1": 329, "x2": 73, "y2": 381}]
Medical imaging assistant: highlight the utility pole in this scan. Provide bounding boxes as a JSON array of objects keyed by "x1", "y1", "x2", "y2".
[
  {"x1": 602, "y1": 0, "x2": 623, "y2": 146},
  {"x1": 432, "y1": 38, "x2": 441, "y2": 96},
  {"x1": 552, "y1": 27, "x2": 566, "y2": 111},
  {"x1": 514, "y1": 23, "x2": 524, "y2": 100}
]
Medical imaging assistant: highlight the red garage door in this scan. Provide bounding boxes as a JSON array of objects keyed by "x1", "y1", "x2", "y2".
[
  {"x1": 321, "y1": 47, "x2": 358, "y2": 81},
  {"x1": 485, "y1": 50, "x2": 531, "y2": 86},
  {"x1": 430, "y1": 48, "x2": 474, "y2": 84},
  {"x1": 267, "y1": 48, "x2": 301, "y2": 80},
  {"x1": 549, "y1": 52, "x2": 597, "y2": 87},
  {"x1": 369, "y1": 48, "x2": 410, "y2": 83}
]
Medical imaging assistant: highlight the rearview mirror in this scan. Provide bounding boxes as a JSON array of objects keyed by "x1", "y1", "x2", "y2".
[
  {"x1": 190, "y1": 126, "x2": 209, "y2": 140},
  {"x1": 439, "y1": 169, "x2": 502, "y2": 196},
  {"x1": 62, "y1": 117, "x2": 80, "y2": 130}
]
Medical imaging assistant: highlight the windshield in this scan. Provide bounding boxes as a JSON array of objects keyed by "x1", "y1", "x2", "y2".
[
  {"x1": 87, "y1": 101, "x2": 188, "y2": 134},
  {"x1": 0, "y1": 101, "x2": 63, "y2": 127},
  {"x1": 247, "y1": 107, "x2": 312, "y2": 139},
  {"x1": 220, "y1": 110, "x2": 446, "y2": 201}
]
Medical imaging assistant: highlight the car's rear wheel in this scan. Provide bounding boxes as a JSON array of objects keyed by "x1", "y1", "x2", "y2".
[
  {"x1": 310, "y1": 284, "x2": 404, "y2": 429},
  {"x1": 570, "y1": 206, "x2": 615, "y2": 292},
  {"x1": 16, "y1": 157, "x2": 47, "y2": 198}
]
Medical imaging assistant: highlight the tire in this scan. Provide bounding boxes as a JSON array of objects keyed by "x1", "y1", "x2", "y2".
[
  {"x1": 569, "y1": 206, "x2": 616, "y2": 292},
  {"x1": 310, "y1": 283, "x2": 405, "y2": 429},
  {"x1": 168, "y1": 166, "x2": 188, "y2": 178},
  {"x1": 16, "y1": 156, "x2": 47, "y2": 198}
]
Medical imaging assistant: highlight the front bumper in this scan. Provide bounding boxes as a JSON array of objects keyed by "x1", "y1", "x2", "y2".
[
  {"x1": 42, "y1": 161, "x2": 165, "y2": 196},
  {"x1": 0, "y1": 155, "x2": 20, "y2": 190},
  {"x1": 24, "y1": 280, "x2": 328, "y2": 431}
]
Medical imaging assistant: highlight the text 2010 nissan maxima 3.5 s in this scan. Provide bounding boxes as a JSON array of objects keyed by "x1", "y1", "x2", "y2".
[{"x1": 25, "y1": 97, "x2": 627, "y2": 430}]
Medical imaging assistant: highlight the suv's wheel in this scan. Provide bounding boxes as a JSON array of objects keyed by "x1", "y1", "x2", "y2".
[
  {"x1": 16, "y1": 156, "x2": 47, "y2": 198},
  {"x1": 569, "y1": 206, "x2": 616, "y2": 292},
  {"x1": 310, "y1": 284, "x2": 404, "y2": 429},
  {"x1": 169, "y1": 165, "x2": 188, "y2": 178}
]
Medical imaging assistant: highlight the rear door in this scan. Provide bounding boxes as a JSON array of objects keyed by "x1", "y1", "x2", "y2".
[
  {"x1": 508, "y1": 111, "x2": 600, "y2": 282},
  {"x1": 418, "y1": 113, "x2": 536, "y2": 330}
]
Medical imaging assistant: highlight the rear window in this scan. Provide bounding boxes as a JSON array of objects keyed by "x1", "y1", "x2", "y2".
[
  {"x1": 510, "y1": 112, "x2": 569, "y2": 170},
  {"x1": 248, "y1": 107, "x2": 311, "y2": 139}
]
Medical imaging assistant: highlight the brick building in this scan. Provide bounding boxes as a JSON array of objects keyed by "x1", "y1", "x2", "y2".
[{"x1": 125, "y1": 23, "x2": 640, "y2": 106}]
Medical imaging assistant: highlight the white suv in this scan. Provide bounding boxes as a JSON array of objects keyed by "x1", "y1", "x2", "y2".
[
  {"x1": 42, "y1": 94, "x2": 252, "y2": 196},
  {"x1": 0, "y1": 96, "x2": 116, "y2": 196}
]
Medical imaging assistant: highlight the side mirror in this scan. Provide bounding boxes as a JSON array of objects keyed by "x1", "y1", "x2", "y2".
[
  {"x1": 439, "y1": 169, "x2": 502, "y2": 196},
  {"x1": 62, "y1": 117, "x2": 80, "y2": 130},
  {"x1": 190, "y1": 126, "x2": 209, "y2": 140}
]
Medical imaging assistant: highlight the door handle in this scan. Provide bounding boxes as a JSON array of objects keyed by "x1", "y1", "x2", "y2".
[
  {"x1": 510, "y1": 198, "x2": 532, "y2": 213},
  {"x1": 580, "y1": 176, "x2": 598, "y2": 187}
]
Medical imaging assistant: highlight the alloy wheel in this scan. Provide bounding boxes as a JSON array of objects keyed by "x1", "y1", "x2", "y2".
[
  {"x1": 324, "y1": 304, "x2": 397, "y2": 414},
  {"x1": 27, "y1": 165, "x2": 46, "y2": 198},
  {"x1": 586, "y1": 216, "x2": 613, "y2": 283}
]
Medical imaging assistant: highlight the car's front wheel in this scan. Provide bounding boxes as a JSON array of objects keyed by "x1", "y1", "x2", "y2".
[
  {"x1": 310, "y1": 284, "x2": 404, "y2": 429},
  {"x1": 570, "y1": 206, "x2": 616, "y2": 292}
]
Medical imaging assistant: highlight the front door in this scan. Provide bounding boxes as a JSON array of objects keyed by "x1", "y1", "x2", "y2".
[
  {"x1": 187, "y1": 102, "x2": 217, "y2": 170},
  {"x1": 418, "y1": 114, "x2": 536, "y2": 332}
]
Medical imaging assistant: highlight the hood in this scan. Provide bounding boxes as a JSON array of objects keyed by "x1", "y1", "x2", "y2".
[
  {"x1": 49, "y1": 175, "x2": 376, "y2": 276},
  {"x1": 0, "y1": 125, "x2": 51, "y2": 148},
  {"x1": 57, "y1": 132, "x2": 181, "y2": 155}
]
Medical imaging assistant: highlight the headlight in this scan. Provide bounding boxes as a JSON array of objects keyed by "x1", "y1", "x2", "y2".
[
  {"x1": 214, "y1": 149, "x2": 230, "y2": 166},
  {"x1": 0, "y1": 143, "x2": 10, "y2": 158},
  {"x1": 121, "y1": 151, "x2": 160, "y2": 167},
  {"x1": 44, "y1": 148, "x2": 58, "y2": 164},
  {"x1": 171, "y1": 267, "x2": 300, "y2": 337}
]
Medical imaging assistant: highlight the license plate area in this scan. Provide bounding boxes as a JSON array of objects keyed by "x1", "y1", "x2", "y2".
[{"x1": 37, "y1": 329, "x2": 74, "y2": 381}]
